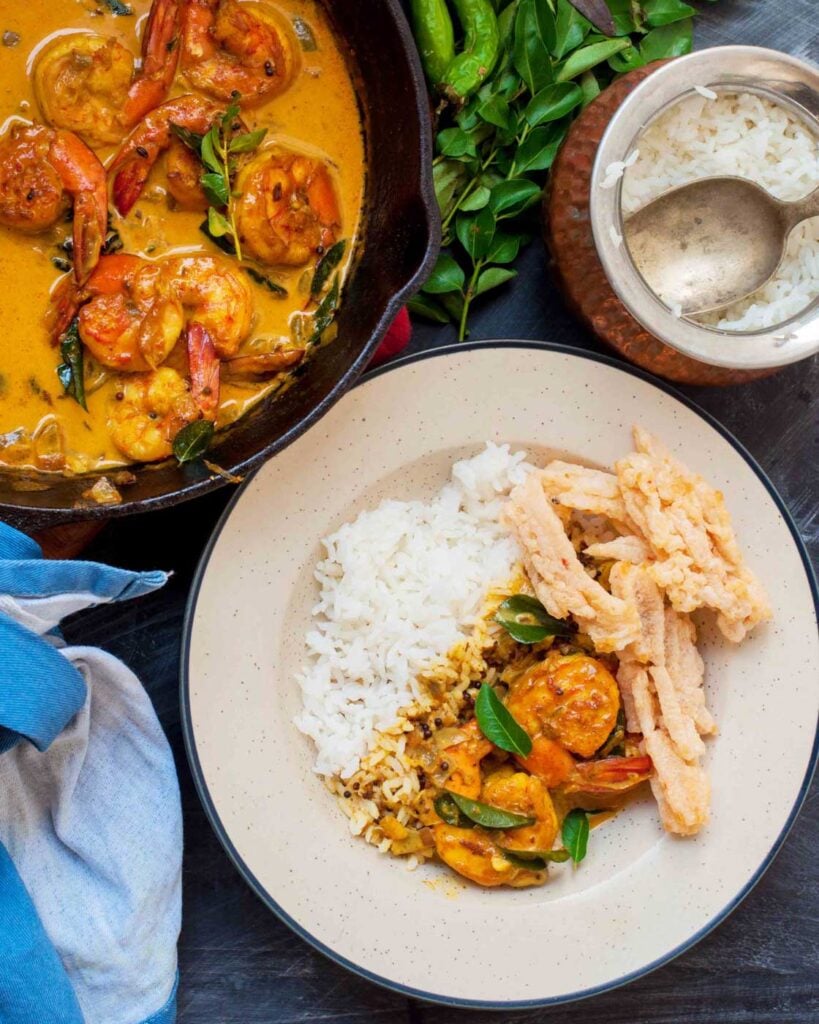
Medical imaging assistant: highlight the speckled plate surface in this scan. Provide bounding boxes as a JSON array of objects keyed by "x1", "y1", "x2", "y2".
[{"x1": 181, "y1": 342, "x2": 818, "y2": 1008}]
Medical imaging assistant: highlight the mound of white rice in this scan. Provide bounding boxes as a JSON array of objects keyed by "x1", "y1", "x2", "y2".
[
  {"x1": 621, "y1": 90, "x2": 819, "y2": 332},
  {"x1": 295, "y1": 442, "x2": 531, "y2": 778}
]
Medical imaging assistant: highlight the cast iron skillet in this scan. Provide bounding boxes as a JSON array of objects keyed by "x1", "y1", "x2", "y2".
[{"x1": 0, "y1": 0, "x2": 439, "y2": 531}]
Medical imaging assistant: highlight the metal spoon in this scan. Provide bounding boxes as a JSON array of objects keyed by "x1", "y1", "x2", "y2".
[{"x1": 623, "y1": 177, "x2": 819, "y2": 315}]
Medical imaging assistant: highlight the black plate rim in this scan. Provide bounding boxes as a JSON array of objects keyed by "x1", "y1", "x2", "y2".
[{"x1": 180, "y1": 339, "x2": 819, "y2": 1010}]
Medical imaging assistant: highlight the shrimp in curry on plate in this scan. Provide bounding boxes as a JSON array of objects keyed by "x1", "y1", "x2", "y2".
[{"x1": 0, "y1": 0, "x2": 364, "y2": 482}]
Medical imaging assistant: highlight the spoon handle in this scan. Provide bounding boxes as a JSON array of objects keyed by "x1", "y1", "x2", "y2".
[{"x1": 782, "y1": 184, "x2": 819, "y2": 232}]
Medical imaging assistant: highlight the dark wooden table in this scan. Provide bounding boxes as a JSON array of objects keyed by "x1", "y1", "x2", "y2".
[{"x1": 62, "y1": 2, "x2": 819, "y2": 1020}]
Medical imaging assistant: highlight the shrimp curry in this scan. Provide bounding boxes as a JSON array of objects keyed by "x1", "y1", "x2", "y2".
[{"x1": 0, "y1": 0, "x2": 364, "y2": 481}]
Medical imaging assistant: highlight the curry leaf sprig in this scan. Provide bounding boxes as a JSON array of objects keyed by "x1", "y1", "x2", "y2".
[
  {"x1": 172, "y1": 96, "x2": 266, "y2": 263},
  {"x1": 408, "y1": 0, "x2": 701, "y2": 338}
]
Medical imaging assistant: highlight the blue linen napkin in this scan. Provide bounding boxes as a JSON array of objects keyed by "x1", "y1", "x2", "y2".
[{"x1": 0, "y1": 522, "x2": 181, "y2": 1024}]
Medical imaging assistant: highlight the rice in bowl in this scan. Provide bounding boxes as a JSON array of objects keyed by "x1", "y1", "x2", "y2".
[{"x1": 621, "y1": 89, "x2": 819, "y2": 332}]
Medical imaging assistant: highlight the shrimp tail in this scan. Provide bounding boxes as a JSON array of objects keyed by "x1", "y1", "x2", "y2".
[
  {"x1": 111, "y1": 156, "x2": 152, "y2": 217},
  {"x1": 307, "y1": 170, "x2": 341, "y2": 246},
  {"x1": 222, "y1": 347, "x2": 305, "y2": 379},
  {"x1": 49, "y1": 276, "x2": 85, "y2": 345},
  {"x1": 187, "y1": 321, "x2": 221, "y2": 420},
  {"x1": 47, "y1": 130, "x2": 108, "y2": 283},
  {"x1": 123, "y1": 0, "x2": 183, "y2": 125}
]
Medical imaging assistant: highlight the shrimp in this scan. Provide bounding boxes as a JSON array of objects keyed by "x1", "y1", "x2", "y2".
[
  {"x1": 32, "y1": 0, "x2": 182, "y2": 148},
  {"x1": 180, "y1": 0, "x2": 295, "y2": 105},
  {"x1": 438, "y1": 719, "x2": 493, "y2": 800},
  {"x1": 51, "y1": 253, "x2": 253, "y2": 371},
  {"x1": 107, "y1": 367, "x2": 200, "y2": 462},
  {"x1": 480, "y1": 770, "x2": 559, "y2": 854},
  {"x1": 109, "y1": 94, "x2": 224, "y2": 215},
  {"x1": 515, "y1": 735, "x2": 576, "y2": 788},
  {"x1": 52, "y1": 254, "x2": 183, "y2": 371},
  {"x1": 506, "y1": 653, "x2": 621, "y2": 758},
  {"x1": 432, "y1": 825, "x2": 544, "y2": 888},
  {"x1": 235, "y1": 147, "x2": 341, "y2": 266},
  {"x1": 163, "y1": 254, "x2": 254, "y2": 357},
  {"x1": 0, "y1": 123, "x2": 107, "y2": 283}
]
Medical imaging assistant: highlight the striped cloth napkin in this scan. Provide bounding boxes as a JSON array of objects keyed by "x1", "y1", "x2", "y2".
[{"x1": 0, "y1": 522, "x2": 180, "y2": 1024}]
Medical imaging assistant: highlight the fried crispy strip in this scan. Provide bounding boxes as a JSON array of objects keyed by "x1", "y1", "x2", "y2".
[
  {"x1": 643, "y1": 730, "x2": 710, "y2": 836},
  {"x1": 610, "y1": 561, "x2": 665, "y2": 665},
  {"x1": 616, "y1": 657, "x2": 647, "y2": 735},
  {"x1": 650, "y1": 666, "x2": 705, "y2": 762},
  {"x1": 616, "y1": 427, "x2": 771, "y2": 642},
  {"x1": 503, "y1": 472, "x2": 641, "y2": 652},
  {"x1": 611, "y1": 562, "x2": 712, "y2": 832},
  {"x1": 664, "y1": 606, "x2": 716, "y2": 736},
  {"x1": 584, "y1": 535, "x2": 651, "y2": 564},
  {"x1": 539, "y1": 461, "x2": 635, "y2": 529}
]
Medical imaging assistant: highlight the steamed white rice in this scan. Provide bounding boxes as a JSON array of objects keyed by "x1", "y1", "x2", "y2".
[
  {"x1": 622, "y1": 90, "x2": 819, "y2": 331},
  {"x1": 295, "y1": 443, "x2": 531, "y2": 778}
]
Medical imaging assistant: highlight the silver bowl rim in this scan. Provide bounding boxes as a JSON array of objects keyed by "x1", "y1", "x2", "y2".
[{"x1": 590, "y1": 45, "x2": 819, "y2": 371}]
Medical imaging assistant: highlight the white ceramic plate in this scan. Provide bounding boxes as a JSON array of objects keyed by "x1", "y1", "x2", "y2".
[{"x1": 182, "y1": 342, "x2": 818, "y2": 1009}]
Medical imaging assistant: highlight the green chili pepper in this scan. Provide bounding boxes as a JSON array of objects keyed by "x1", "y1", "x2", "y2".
[
  {"x1": 440, "y1": 0, "x2": 500, "y2": 104},
  {"x1": 411, "y1": 0, "x2": 456, "y2": 85}
]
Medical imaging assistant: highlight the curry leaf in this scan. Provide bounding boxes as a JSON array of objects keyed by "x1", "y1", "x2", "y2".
[
  {"x1": 456, "y1": 208, "x2": 496, "y2": 261},
  {"x1": 608, "y1": 44, "x2": 646, "y2": 72},
  {"x1": 499, "y1": 847, "x2": 572, "y2": 869},
  {"x1": 310, "y1": 239, "x2": 346, "y2": 296},
  {"x1": 408, "y1": 295, "x2": 451, "y2": 324},
  {"x1": 561, "y1": 809, "x2": 590, "y2": 863},
  {"x1": 228, "y1": 127, "x2": 268, "y2": 154},
  {"x1": 513, "y1": 0, "x2": 553, "y2": 95},
  {"x1": 438, "y1": 127, "x2": 478, "y2": 160},
  {"x1": 579, "y1": 69, "x2": 601, "y2": 107},
  {"x1": 639, "y1": 19, "x2": 693, "y2": 61},
  {"x1": 553, "y1": 0, "x2": 592, "y2": 59},
  {"x1": 424, "y1": 251, "x2": 465, "y2": 294},
  {"x1": 173, "y1": 420, "x2": 214, "y2": 464},
  {"x1": 524, "y1": 81, "x2": 583, "y2": 126},
  {"x1": 447, "y1": 791, "x2": 536, "y2": 829},
  {"x1": 513, "y1": 122, "x2": 567, "y2": 173},
  {"x1": 495, "y1": 594, "x2": 574, "y2": 643},
  {"x1": 555, "y1": 38, "x2": 630, "y2": 80},
  {"x1": 485, "y1": 231, "x2": 528, "y2": 264},
  {"x1": 102, "y1": 0, "x2": 133, "y2": 14},
  {"x1": 200, "y1": 128, "x2": 222, "y2": 175},
  {"x1": 244, "y1": 266, "x2": 288, "y2": 297},
  {"x1": 434, "y1": 792, "x2": 472, "y2": 827},
  {"x1": 207, "y1": 206, "x2": 233, "y2": 237},
  {"x1": 643, "y1": 0, "x2": 696, "y2": 28},
  {"x1": 460, "y1": 185, "x2": 492, "y2": 212},
  {"x1": 309, "y1": 274, "x2": 340, "y2": 344},
  {"x1": 475, "y1": 683, "x2": 533, "y2": 756},
  {"x1": 478, "y1": 95, "x2": 514, "y2": 130},
  {"x1": 201, "y1": 173, "x2": 230, "y2": 207},
  {"x1": 56, "y1": 320, "x2": 87, "y2": 411},
  {"x1": 169, "y1": 123, "x2": 204, "y2": 153},
  {"x1": 564, "y1": 0, "x2": 616, "y2": 35},
  {"x1": 433, "y1": 160, "x2": 470, "y2": 218},
  {"x1": 489, "y1": 179, "x2": 541, "y2": 217},
  {"x1": 292, "y1": 16, "x2": 317, "y2": 51},
  {"x1": 474, "y1": 266, "x2": 517, "y2": 296}
]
